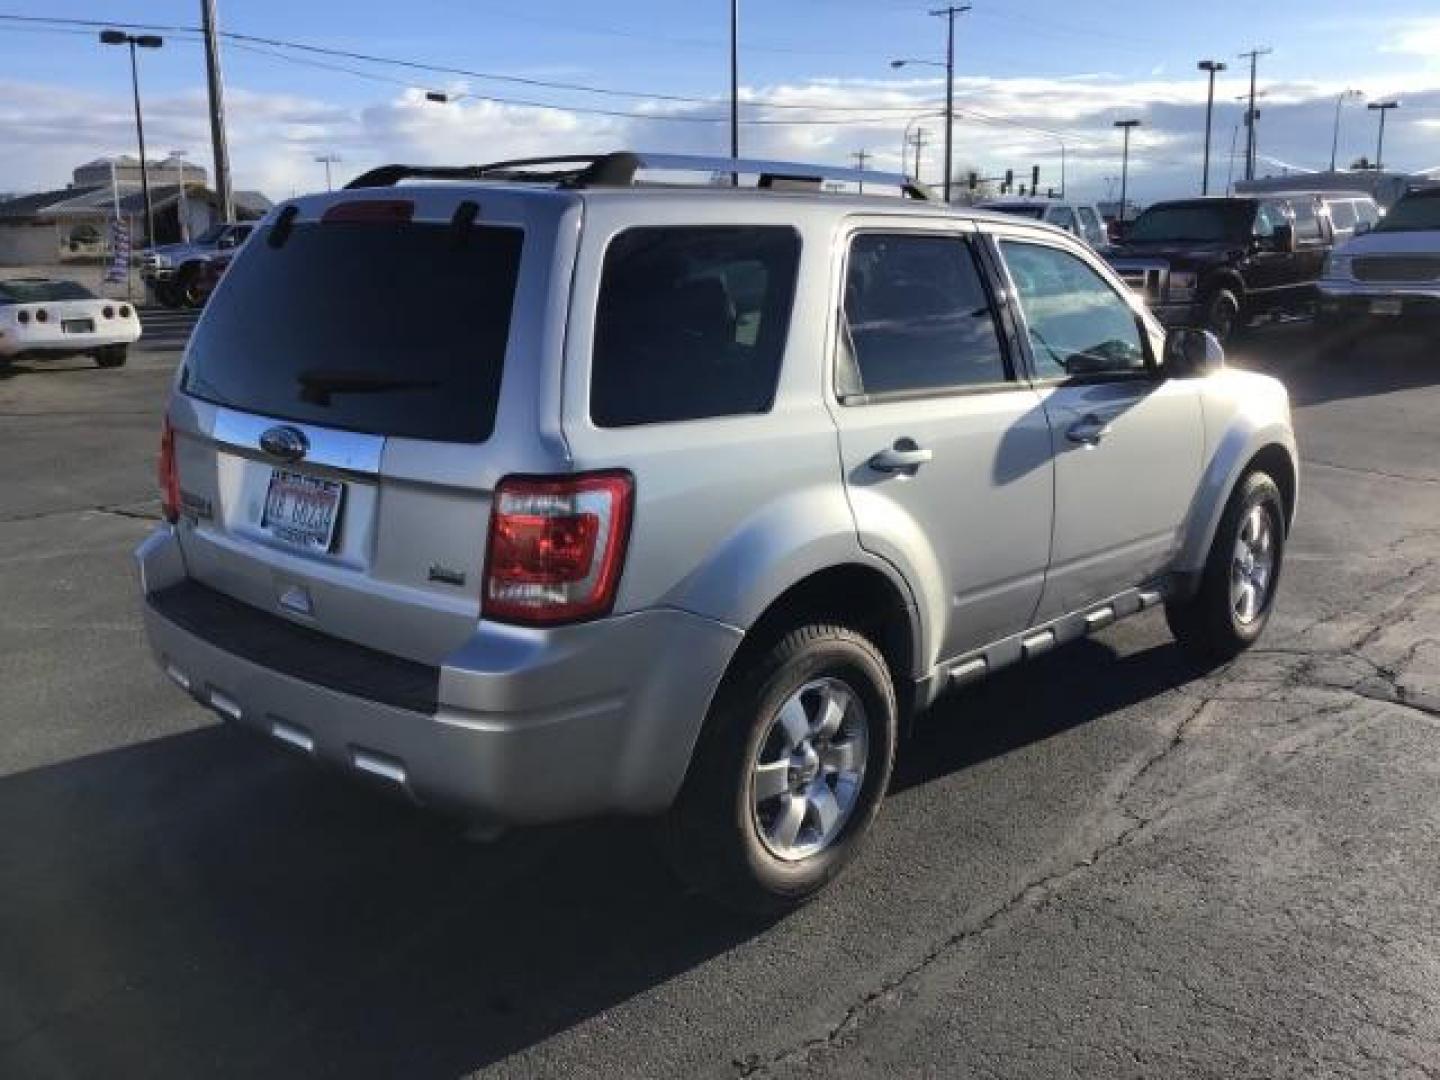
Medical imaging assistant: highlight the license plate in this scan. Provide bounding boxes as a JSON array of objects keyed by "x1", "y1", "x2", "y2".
[
  {"x1": 261, "y1": 470, "x2": 343, "y2": 552},
  {"x1": 1370, "y1": 299, "x2": 1403, "y2": 317},
  {"x1": 61, "y1": 318, "x2": 95, "y2": 334}
]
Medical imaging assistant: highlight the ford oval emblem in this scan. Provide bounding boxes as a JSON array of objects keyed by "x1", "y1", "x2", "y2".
[{"x1": 259, "y1": 425, "x2": 309, "y2": 462}]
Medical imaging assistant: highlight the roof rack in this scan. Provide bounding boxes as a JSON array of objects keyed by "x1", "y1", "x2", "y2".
[{"x1": 345, "y1": 151, "x2": 933, "y2": 201}]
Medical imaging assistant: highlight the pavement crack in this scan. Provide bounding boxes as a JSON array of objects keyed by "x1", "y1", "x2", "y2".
[
  {"x1": 737, "y1": 697, "x2": 1210, "y2": 1078},
  {"x1": 1302, "y1": 458, "x2": 1440, "y2": 486}
]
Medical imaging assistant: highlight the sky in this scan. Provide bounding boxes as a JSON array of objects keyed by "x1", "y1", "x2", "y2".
[{"x1": 0, "y1": 1, "x2": 1437, "y2": 203}]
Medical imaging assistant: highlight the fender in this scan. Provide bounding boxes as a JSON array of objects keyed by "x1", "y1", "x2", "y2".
[
  {"x1": 664, "y1": 481, "x2": 929, "y2": 677},
  {"x1": 1172, "y1": 368, "x2": 1298, "y2": 593}
]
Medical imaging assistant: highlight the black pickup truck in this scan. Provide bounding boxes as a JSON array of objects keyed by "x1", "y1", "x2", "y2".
[{"x1": 1107, "y1": 194, "x2": 1335, "y2": 342}]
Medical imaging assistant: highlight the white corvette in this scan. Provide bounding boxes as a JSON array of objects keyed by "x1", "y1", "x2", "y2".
[{"x1": 0, "y1": 278, "x2": 142, "y2": 368}]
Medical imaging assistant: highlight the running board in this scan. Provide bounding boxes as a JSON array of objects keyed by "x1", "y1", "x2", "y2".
[{"x1": 942, "y1": 582, "x2": 1168, "y2": 693}]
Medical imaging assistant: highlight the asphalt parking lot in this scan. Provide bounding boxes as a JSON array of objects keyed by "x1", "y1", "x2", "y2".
[{"x1": 2, "y1": 312, "x2": 1437, "y2": 1079}]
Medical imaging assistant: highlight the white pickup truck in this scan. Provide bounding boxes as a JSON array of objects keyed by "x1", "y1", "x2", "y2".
[{"x1": 1318, "y1": 187, "x2": 1440, "y2": 336}]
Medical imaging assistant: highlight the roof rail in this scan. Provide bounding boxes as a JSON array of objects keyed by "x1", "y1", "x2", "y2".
[{"x1": 346, "y1": 151, "x2": 932, "y2": 200}]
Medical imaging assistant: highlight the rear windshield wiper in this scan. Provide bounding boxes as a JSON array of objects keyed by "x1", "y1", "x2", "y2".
[{"x1": 297, "y1": 369, "x2": 439, "y2": 404}]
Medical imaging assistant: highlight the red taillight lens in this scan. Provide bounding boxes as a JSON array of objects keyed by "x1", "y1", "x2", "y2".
[
  {"x1": 119, "y1": 304, "x2": 132, "y2": 319},
  {"x1": 483, "y1": 472, "x2": 634, "y2": 625},
  {"x1": 34, "y1": 308, "x2": 48, "y2": 323},
  {"x1": 102, "y1": 305, "x2": 115, "y2": 319},
  {"x1": 159, "y1": 419, "x2": 180, "y2": 524},
  {"x1": 17, "y1": 309, "x2": 29, "y2": 324}
]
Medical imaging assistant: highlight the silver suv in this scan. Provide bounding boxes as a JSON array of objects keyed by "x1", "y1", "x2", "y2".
[{"x1": 137, "y1": 152, "x2": 1298, "y2": 912}]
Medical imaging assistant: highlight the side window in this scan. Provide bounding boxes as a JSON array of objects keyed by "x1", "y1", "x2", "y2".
[
  {"x1": 1255, "y1": 202, "x2": 1288, "y2": 238},
  {"x1": 1356, "y1": 200, "x2": 1380, "y2": 228},
  {"x1": 591, "y1": 226, "x2": 801, "y2": 427},
  {"x1": 1048, "y1": 206, "x2": 1077, "y2": 234},
  {"x1": 841, "y1": 233, "x2": 1008, "y2": 397},
  {"x1": 1289, "y1": 199, "x2": 1323, "y2": 243},
  {"x1": 999, "y1": 240, "x2": 1148, "y2": 379},
  {"x1": 1328, "y1": 200, "x2": 1357, "y2": 231},
  {"x1": 1077, "y1": 207, "x2": 1104, "y2": 246}
]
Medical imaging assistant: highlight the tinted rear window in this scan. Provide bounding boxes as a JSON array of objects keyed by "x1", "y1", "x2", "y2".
[
  {"x1": 183, "y1": 219, "x2": 522, "y2": 443},
  {"x1": 591, "y1": 226, "x2": 800, "y2": 427}
]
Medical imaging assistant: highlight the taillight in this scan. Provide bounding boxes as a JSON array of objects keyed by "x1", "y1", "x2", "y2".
[
  {"x1": 159, "y1": 418, "x2": 180, "y2": 524},
  {"x1": 34, "y1": 308, "x2": 48, "y2": 323},
  {"x1": 482, "y1": 472, "x2": 634, "y2": 625},
  {"x1": 119, "y1": 304, "x2": 132, "y2": 319},
  {"x1": 102, "y1": 305, "x2": 115, "y2": 319},
  {"x1": 17, "y1": 309, "x2": 29, "y2": 324}
]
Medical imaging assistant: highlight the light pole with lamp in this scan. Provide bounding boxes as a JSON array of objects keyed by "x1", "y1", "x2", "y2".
[
  {"x1": 1114, "y1": 119, "x2": 1141, "y2": 226},
  {"x1": 1197, "y1": 60, "x2": 1226, "y2": 195},
  {"x1": 1368, "y1": 101, "x2": 1399, "y2": 172},
  {"x1": 901, "y1": 109, "x2": 945, "y2": 182},
  {"x1": 99, "y1": 29, "x2": 163, "y2": 249},
  {"x1": 891, "y1": 4, "x2": 969, "y2": 203},
  {"x1": 1330, "y1": 89, "x2": 1363, "y2": 173},
  {"x1": 314, "y1": 154, "x2": 342, "y2": 192}
]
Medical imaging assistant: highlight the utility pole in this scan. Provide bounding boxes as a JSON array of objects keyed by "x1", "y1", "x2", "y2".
[
  {"x1": 1368, "y1": 101, "x2": 1400, "y2": 172},
  {"x1": 851, "y1": 149, "x2": 870, "y2": 193},
  {"x1": 929, "y1": 5, "x2": 970, "y2": 204},
  {"x1": 200, "y1": 0, "x2": 236, "y2": 223},
  {"x1": 1197, "y1": 60, "x2": 1226, "y2": 195},
  {"x1": 1114, "y1": 119, "x2": 1141, "y2": 225},
  {"x1": 1237, "y1": 47, "x2": 1271, "y2": 182},
  {"x1": 909, "y1": 128, "x2": 931, "y2": 183},
  {"x1": 729, "y1": 0, "x2": 740, "y2": 178}
]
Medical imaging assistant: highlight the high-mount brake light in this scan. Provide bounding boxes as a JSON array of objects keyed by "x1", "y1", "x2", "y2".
[
  {"x1": 321, "y1": 200, "x2": 415, "y2": 224},
  {"x1": 482, "y1": 472, "x2": 634, "y2": 625}
]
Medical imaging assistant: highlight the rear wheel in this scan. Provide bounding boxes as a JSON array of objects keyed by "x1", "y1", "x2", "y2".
[
  {"x1": 94, "y1": 345, "x2": 127, "y2": 368},
  {"x1": 661, "y1": 623, "x2": 897, "y2": 916},
  {"x1": 1166, "y1": 471, "x2": 1286, "y2": 663}
]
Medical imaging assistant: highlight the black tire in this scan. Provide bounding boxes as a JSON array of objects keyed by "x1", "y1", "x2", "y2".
[
  {"x1": 175, "y1": 264, "x2": 206, "y2": 308},
  {"x1": 154, "y1": 281, "x2": 182, "y2": 309},
  {"x1": 1166, "y1": 471, "x2": 1286, "y2": 664},
  {"x1": 1202, "y1": 288, "x2": 1243, "y2": 345},
  {"x1": 94, "y1": 345, "x2": 127, "y2": 369},
  {"x1": 661, "y1": 624, "x2": 898, "y2": 917}
]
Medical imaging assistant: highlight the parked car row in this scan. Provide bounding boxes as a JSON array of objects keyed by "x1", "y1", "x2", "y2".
[
  {"x1": 136, "y1": 151, "x2": 1298, "y2": 914},
  {"x1": 1103, "y1": 186, "x2": 1440, "y2": 346}
]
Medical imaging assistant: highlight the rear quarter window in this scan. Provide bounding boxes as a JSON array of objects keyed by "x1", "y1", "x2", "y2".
[{"x1": 590, "y1": 226, "x2": 801, "y2": 427}]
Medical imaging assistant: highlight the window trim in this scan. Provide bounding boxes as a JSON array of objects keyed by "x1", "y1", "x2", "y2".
[
  {"x1": 984, "y1": 229, "x2": 1161, "y2": 387},
  {"x1": 832, "y1": 225, "x2": 1019, "y2": 407},
  {"x1": 588, "y1": 222, "x2": 804, "y2": 429}
]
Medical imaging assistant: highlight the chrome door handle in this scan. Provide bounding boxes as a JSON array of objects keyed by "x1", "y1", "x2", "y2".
[
  {"x1": 869, "y1": 440, "x2": 933, "y2": 473},
  {"x1": 1066, "y1": 415, "x2": 1113, "y2": 446}
]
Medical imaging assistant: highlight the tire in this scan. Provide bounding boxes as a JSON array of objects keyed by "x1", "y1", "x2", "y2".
[
  {"x1": 661, "y1": 623, "x2": 898, "y2": 916},
  {"x1": 94, "y1": 345, "x2": 127, "y2": 369},
  {"x1": 1166, "y1": 471, "x2": 1286, "y2": 664},
  {"x1": 175, "y1": 264, "x2": 206, "y2": 308},
  {"x1": 1202, "y1": 288, "x2": 1243, "y2": 345},
  {"x1": 154, "y1": 281, "x2": 182, "y2": 309}
]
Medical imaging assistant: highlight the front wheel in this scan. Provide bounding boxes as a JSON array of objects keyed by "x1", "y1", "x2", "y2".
[
  {"x1": 661, "y1": 624, "x2": 898, "y2": 916},
  {"x1": 1166, "y1": 471, "x2": 1286, "y2": 663},
  {"x1": 1202, "y1": 288, "x2": 1243, "y2": 345}
]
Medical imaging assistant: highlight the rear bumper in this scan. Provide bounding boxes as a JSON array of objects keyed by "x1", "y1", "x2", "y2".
[
  {"x1": 136, "y1": 528, "x2": 743, "y2": 824},
  {"x1": 0, "y1": 330, "x2": 138, "y2": 358}
]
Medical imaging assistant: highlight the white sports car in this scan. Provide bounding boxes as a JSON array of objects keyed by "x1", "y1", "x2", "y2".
[{"x1": 0, "y1": 277, "x2": 142, "y2": 368}]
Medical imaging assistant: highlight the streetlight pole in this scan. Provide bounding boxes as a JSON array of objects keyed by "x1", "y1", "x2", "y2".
[
  {"x1": 729, "y1": 0, "x2": 740, "y2": 173},
  {"x1": 928, "y1": 5, "x2": 970, "y2": 204},
  {"x1": 1197, "y1": 60, "x2": 1226, "y2": 195},
  {"x1": 1330, "y1": 89, "x2": 1363, "y2": 173},
  {"x1": 1368, "y1": 101, "x2": 1399, "y2": 172},
  {"x1": 314, "y1": 154, "x2": 341, "y2": 192},
  {"x1": 1114, "y1": 119, "x2": 1141, "y2": 224},
  {"x1": 100, "y1": 30, "x2": 163, "y2": 250},
  {"x1": 901, "y1": 109, "x2": 943, "y2": 181}
]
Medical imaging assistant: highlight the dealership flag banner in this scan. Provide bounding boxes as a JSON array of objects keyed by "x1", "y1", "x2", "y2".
[{"x1": 104, "y1": 216, "x2": 130, "y2": 285}]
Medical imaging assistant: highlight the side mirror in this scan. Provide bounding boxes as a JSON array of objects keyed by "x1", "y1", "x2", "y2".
[{"x1": 1164, "y1": 327, "x2": 1225, "y2": 377}]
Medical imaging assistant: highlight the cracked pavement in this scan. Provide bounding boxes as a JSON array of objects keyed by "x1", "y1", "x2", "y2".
[{"x1": 1, "y1": 321, "x2": 1438, "y2": 1078}]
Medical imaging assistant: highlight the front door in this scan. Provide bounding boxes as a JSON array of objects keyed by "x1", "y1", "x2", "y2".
[
  {"x1": 989, "y1": 229, "x2": 1205, "y2": 621},
  {"x1": 829, "y1": 223, "x2": 1055, "y2": 666}
]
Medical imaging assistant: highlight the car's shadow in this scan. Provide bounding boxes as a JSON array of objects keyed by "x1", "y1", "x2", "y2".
[
  {"x1": 0, "y1": 628, "x2": 1207, "y2": 1077},
  {"x1": 1231, "y1": 321, "x2": 1439, "y2": 406},
  {"x1": 0, "y1": 359, "x2": 109, "y2": 380}
]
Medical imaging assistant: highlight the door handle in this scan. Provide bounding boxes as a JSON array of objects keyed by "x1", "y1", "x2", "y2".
[
  {"x1": 869, "y1": 439, "x2": 933, "y2": 474},
  {"x1": 1066, "y1": 415, "x2": 1113, "y2": 446}
]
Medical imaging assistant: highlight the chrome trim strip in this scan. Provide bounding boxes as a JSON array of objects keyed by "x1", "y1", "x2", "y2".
[{"x1": 211, "y1": 406, "x2": 385, "y2": 476}]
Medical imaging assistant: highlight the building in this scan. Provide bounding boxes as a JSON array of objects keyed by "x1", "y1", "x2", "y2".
[
  {"x1": 1236, "y1": 168, "x2": 1440, "y2": 208},
  {"x1": 0, "y1": 157, "x2": 272, "y2": 266},
  {"x1": 71, "y1": 154, "x2": 208, "y2": 191}
]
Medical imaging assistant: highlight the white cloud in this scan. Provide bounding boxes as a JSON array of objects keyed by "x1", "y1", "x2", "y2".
[{"x1": 1383, "y1": 18, "x2": 1440, "y2": 61}]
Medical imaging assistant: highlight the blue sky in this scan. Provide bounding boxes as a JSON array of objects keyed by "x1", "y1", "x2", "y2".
[{"x1": 1, "y1": 1, "x2": 1437, "y2": 200}]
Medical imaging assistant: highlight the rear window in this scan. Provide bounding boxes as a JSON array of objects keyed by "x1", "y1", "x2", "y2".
[
  {"x1": 183, "y1": 218, "x2": 522, "y2": 443},
  {"x1": 0, "y1": 279, "x2": 94, "y2": 303},
  {"x1": 591, "y1": 226, "x2": 800, "y2": 427}
]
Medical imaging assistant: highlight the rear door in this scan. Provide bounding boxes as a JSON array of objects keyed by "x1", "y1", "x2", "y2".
[
  {"x1": 988, "y1": 225, "x2": 1203, "y2": 619},
  {"x1": 168, "y1": 188, "x2": 576, "y2": 665},
  {"x1": 829, "y1": 219, "x2": 1054, "y2": 661}
]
